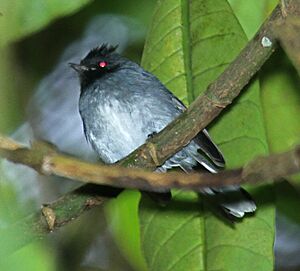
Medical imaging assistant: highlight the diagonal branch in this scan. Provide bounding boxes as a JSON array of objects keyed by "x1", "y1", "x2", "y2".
[{"x1": 119, "y1": 3, "x2": 283, "y2": 169}]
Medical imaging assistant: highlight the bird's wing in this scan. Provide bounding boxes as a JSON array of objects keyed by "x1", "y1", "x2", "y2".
[
  {"x1": 194, "y1": 129, "x2": 225, "y2": 168},
  {"x1": 166, "y1": 88, "x2": 225, "y2": 169},
  {"x1": 137, "y1": 69, "x2": 224, "y2": 170},
  {"x1": 141, "y1": 70, "x2": 256, "y2": 219}
]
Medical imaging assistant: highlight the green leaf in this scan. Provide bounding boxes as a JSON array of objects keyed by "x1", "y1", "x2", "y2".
[
  {"x1": 0, "y1": 174, "x2": 56, "y2": 271},
  {"x1": 261, "y1": 51, "x2": 300, "y2": 182},
  {"x1": 140, "y1": 190, "x2": 205, "y2": 271},
  {"x1": 204, "y1": 185, "x2": 274, "y2": 271},
  {"x1": 0, "y1": 47, "x2": 23, "y2": 133},
  {"x1": 0, "y1": 242, "x2": 56, "y2": 271},
  {"x1": 238, "y1": 0, "x2": 300, "y2": 185},
  {"x1": 227, "y1": 0, "x2": 278, "y2": 39},
  {"x1": 0, "y1": 0, "x2": 91, "y2": 46},
  {"x1": 140, "y1": 0, "x2": 275, "y2": 270},
  {"x1": 104, "y1": 190, "x2": 148, "y2": 271}
]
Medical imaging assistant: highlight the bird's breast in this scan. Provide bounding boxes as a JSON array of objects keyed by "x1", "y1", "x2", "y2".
[{"x1": 80, "y1": 92, "x2": 150, "y2": 163}]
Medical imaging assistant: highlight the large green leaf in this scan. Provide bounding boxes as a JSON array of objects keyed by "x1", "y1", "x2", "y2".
[
  {"x1": 139, "y1": 0, "x2": 275, "y2": 270},
  {"x1": 0, "y1": 0, "x2": 91, "y2": 46}
]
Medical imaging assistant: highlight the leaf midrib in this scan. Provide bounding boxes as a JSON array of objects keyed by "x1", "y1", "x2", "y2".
[{"x1": 181, "y1": 0, "x2": 194, "y2": 103}]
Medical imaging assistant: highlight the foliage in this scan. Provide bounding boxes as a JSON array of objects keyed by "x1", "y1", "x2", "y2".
[
  {"x1": 2, "y1": 0, "x2": 300, "y2": 270},
  {"x1": 139, "y1": 1, "x2": 275, "y2": 270},
  {"x1": 105, "y1": 0, "x2": 300, "y2": 270},
  {"x1": 0, "y1": 1, "x2": 90, "y2": 270},
  {"x1": 0, "y1": 178, "x2": 56, "y2": 270},
  {"x1": 0, "y1": 0, "x2": 91, "y2": 46}
]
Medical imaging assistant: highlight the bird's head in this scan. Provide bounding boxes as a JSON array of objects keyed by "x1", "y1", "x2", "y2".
[{"x1": 70, "y1": 44, "x2": 121, "y2": 87}]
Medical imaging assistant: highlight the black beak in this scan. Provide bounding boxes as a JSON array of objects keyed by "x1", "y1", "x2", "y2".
[{"x1": 69, "y1": 63, "x2": 88, "y2": 73}]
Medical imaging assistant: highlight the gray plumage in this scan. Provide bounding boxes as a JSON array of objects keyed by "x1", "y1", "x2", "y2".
[{"x1": 71, "y1": 44, "x2": 256, "y2": 219}]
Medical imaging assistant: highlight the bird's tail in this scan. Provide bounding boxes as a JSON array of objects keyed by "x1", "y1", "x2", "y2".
[
  {"x1": 183, "y1": 130, "x2": 256, "y2": 220},
  {"x1": 149, "y1": 129, "x2": 257, "y2": 220},
  {"x1": 201, "y1": 186, "x2": 256, "y2": 220}
]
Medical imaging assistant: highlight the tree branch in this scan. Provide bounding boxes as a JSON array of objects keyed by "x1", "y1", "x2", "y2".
[
  {"x1": 119, "y1": 3, "x2": 284, "y2": 169},
  {"x1": 0, "y1": 183, "x2": 120, "y2": 255},
  {"x1": 1, "y1": 135, "x2": 300, "y2": 192}
]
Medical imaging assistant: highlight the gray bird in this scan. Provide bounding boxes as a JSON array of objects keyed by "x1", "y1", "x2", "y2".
[{"x1": 70, "y1": 44, "x2": 256, "y2": 219}]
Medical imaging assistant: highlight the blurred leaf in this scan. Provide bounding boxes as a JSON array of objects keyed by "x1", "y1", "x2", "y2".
[
  {"x1": 104, "y1": 190, "x2": 147, "y2": 271},
  {"x1": 0, "y1": 242, "x2": 55, "y2": 271},
  {"x1": 0, "y1": 0, "x2": 91, "y2": 46},
  {"x1": 139, "y1": 0, "x2": 275, "y2": 270},
  {"x1": 0, "y1": 174, "x2": 55, "y2": 271},
  {"x1": 0, "y1": 47, "x2": 22, "y2": 133}
]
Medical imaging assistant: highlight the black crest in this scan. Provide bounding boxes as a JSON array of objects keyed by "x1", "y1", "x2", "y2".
[{"x1": 85, "y1": 44, "x2": 118, "y2": 59}]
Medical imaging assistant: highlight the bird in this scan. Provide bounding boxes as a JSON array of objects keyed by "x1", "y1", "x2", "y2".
[{"x1": 70, "y1": 44, "x2": 256, "y2": 219}]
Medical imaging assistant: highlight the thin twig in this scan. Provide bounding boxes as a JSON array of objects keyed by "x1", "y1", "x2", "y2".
[{"x1": 281, "y1": 0, "x2": 288, "y2": 17}]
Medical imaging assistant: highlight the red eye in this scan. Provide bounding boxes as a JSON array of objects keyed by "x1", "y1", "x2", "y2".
[{"x1": 98, "y1": 61, "x2": 107, "y2": 68}]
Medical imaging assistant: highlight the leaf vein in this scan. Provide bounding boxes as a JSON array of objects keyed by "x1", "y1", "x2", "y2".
[
  {"x1": 207, "y1": 244, "x2": 273, "y2": 264},
  {"x1": 141, "y1": 209, "x2": 160, "y2": 239},
  {"x1": 192, "y1": 62, "x2": 231, "y2": 80},
  {"x1": 253, "y1": 216, "x2": 274, "y2": 232},
  {"x1": 236, "y1": 99, "x2": 261, "y2": 112},
  {"x1": 150, "y1": 213, "x2": 199, "y2": 268},
  {"x1": 191, "y1": 32, "x2": 245, "y2": 47},
  {"x1": 164, "y1": 72, "x2": 185, "y2": 86},
  {"x1": 151, "y1": 5, "x2": 181, "y2": 34},
  {"x1": 146, "y1": 25, "x2": 181, "y2": 56},
  {"x1": 189, "y1": 9, "x2": 233, "y2": 25},
  {"x1": 217, "y1": 135, "x2": 268, "y2": 152},
  {"x1": 151, "y1": 47, "x2": 182, "y2": 73},
  {"x1": 166, "y1": 241, "x2": 203, "y2": 271}
]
